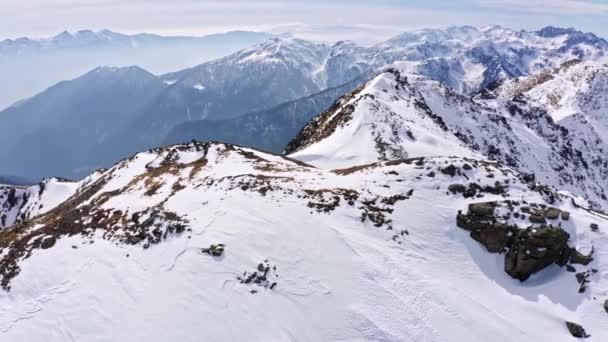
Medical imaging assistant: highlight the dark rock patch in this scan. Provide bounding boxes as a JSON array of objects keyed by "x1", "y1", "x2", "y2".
[
  {"x1": 440, "y1": 165, "x2": 459, "y2": 177},
  {"x1": 238, "y1": 260, "x2": 278, "y2": 292},
  {"x1": 202, "y1": 244, "x2": 225, "y2": 257},
  {"x1": 569, "y1": 248, "x2": 593, "y2": 266},
  {"x1": 505, "y1": 226, "x2": 569, "y2": 281},
  {"x1": 565, "y1": 321, "x2": 590, "y2": 338}
]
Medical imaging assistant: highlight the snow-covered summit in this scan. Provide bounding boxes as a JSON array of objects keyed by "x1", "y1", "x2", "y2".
[
  {"x1": 287, "y1": 66, "x2": 608, "y2": 208},
  {"x1": 0, "y1": 140, "x2": 606, "y2": 341}
]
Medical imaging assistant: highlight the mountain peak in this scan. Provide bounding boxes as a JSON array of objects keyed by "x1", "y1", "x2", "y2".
[{"x1": 537, "y1": 26, "x2": 580, "y2": 38}]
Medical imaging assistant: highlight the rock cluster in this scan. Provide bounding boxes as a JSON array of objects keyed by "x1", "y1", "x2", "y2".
[
  {"x1": 202, "y1": 244, "x2": 225, "y2": 257},
  {"x1": 457, "y1": 201, "x2": 593, "y2": 282},
  {"x1": 448, "y1": 181, "x2": 506, "y2": 198},
  {"x1": 238, "y1": 260, "x2": 279, "y2": 292}
]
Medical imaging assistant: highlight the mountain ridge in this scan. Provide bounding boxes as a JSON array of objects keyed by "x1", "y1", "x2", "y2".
[{"x1": 0, "y1": 140, "x2": 606, "y2": 341}]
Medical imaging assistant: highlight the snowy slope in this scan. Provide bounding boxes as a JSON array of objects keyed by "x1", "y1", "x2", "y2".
[
  {"x1": 0, "y1": 141, "x2": 606, "y2": 341},
  {"x1": 158, "y1": 37, "x2": 331, "y2": 120},
  {"x1": 317, "y1": 25, "x2": 608, "y2": 93},
  {"x1": 496, "y1": 59, "x2": 608, "y2": 142},
  {"x1": 287, "y1": 67, "x2": 608, "y2": 208},
  {"x1": 0, "y1": 178, "x2": 78, "y2": 229}
]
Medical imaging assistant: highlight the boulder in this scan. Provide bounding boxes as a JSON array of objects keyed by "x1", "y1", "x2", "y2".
[
  {"x1": 40, "y1": 236, "x2": 57, "y2": 249},
  {"x1": 440, "y1": 165, "x2": 458, "y2": 177},
  {"x1": 522, "y1": 173, "x2": 536, "y2": 183},
  {"x1": 544, "y1": 207, "x2": 561, "y2": 220},
  {"x1": 569, "y1": 248, "x2": 593, "y2": 266},
  {"x1": 529, "y1": 214, "x2": 547, "y2": 224},
  {"x1": 565, "y1": 321, "x2": 589, "y2": 338},
  {"x1": 448, "y1": 184, "x2": 467, "y2": 194},
  {"x1": 505, "y1": 226, "x2": 570, "y2": 281},
  {"x1": 590, "y1": 223, "x2": 599, "y2": 232},
  {"x1": 468, "y1": 202, "x2": 496, "y2": 217},
  {"x1": 604, "y1": 299, "x2": 608, "y2": 314},
  {"x1": 202, "y1": 244, "x2": 225, "y2": 257},
  {"x1": 470, "y1": 222, "x2": 514, "y2": 253},
  {"x1": 561, "y1": 211, "x2": 570, "y2": 220}
]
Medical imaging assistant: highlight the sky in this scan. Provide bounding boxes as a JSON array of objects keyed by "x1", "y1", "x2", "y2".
[{"x1": 1, "y1": 0, "x2": 608, "y2": 43}]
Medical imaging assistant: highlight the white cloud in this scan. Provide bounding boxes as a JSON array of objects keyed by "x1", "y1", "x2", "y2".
[
  {"x1": 479, "y1": 0, "x2": 608, "y2": 14},
  {"x1": 0, "y1": 0, "x2": 606, "y2": 40}
]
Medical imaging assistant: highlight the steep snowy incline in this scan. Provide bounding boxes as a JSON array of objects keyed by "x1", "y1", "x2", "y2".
[
  {"x1": 319, "y1": 25, "x2": 608, "y2": 93},
  {"x1": 287, "y1": 67, "x2": 608, "y2": 208},
  {"x1": 496, "y1": 59, "x2": 608, "y2": 141},
  {"x1": 0, "y1": 141, "x2": 606, "y2": 341},
  {"x1": 0, "y1": 178, "x2": 78, "y2": 229}
]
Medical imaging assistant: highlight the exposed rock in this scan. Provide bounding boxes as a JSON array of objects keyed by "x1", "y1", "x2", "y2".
[
  {"x1": 505, "y1": 226, "x2": 570, "y2": 281},
  {"x1": 440, "y1": 165, "x2": 458, "y2": 177},
  {"x1": 604, "y1": 299, "x2": 608, "y2": 314},
  {"x1": 448, "y1": 184, "x2": 467, "y2": 193},
  {"x1": 529, "y1": 214, "x2": 547, "y2": 224},
  {"x1": 522, "y1": 173, "x2": 536, "y2": 184},
  {"x1": 470, "y1": 222, "x2": 514, "y2": 253},
  {"x1": 544, "y1": 207, "x2": 561, "y2": 220},
  {"x1": 40, "y1": 236, "x2": 57, "y2": 249},
  {"x1": 590, "y1": 223, "x2": 599, "y2": 232},
  {"x1": 575, "y1": 270, "x2": 591, "y2": 293},
  {"x1": 202, "y1": 244, "x2": 225, "y2": 257},
  {"x1": 565, "y1": 321, "x2": 590, "y2": 338},
  {"x1": 561, "y1": 211, "x2": 570, "y2": 220},
  {"x1": 569, "y1": 248, "x2": 593, "y2": 265},
  {"x1": 468, "y1": 202, "x2": 496, "y2": 217}
]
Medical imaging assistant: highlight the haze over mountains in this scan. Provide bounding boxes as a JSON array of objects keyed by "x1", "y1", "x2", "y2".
[
  {"x1": 2, "y1": 25, "x2": 608, "y2": 182},
  {"x1": 1, "y1": 23, "x2": 608, "y2": 341},
  {"x1": 0, "y1": 29, "x2": 272, "y2": 109}
]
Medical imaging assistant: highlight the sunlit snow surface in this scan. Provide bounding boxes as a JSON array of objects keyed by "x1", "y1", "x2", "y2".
[{"x1": 0, "y1": 142, "x2": 606, "y2": 341}]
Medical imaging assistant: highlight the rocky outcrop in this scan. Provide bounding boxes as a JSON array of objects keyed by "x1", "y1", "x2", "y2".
[
  {"x1": 505, "y1": 227, "x2": 569, "y2": 281},
  {"x1": 202, "y1": 244, "x2": 225, "y2": 257},
  {"x1": 569, "y1": 248, "x2": 594, "y2": 265},
  {"x1": 457, "y1": 200, "x2": 594, "y2": 282},
  {"x1": 565, "y1": 321, "x2": 590, "y2": 338}
]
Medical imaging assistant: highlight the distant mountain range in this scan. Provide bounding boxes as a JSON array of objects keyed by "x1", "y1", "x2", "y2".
[
  {"x1": 1, "y1": 25, "x2": 607, "y2": 182},
  {"x1": 0, "y1": 29, "x2": 272, "y2": 109},
  {"x1": 1, "y1": 25, "x2": 608, "y2": 341}
]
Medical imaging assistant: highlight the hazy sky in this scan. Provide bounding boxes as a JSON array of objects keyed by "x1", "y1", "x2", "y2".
[{"x1": 1, "y1": 0, "x2": 608, "y2": 43}]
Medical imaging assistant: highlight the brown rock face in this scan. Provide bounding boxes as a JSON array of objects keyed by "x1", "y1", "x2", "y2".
[
  {"x1": 470, "y1": 222, "x2": 515, "y2": 253},
  {"x1": 505, "y1": 227, "x2": 570, "y2": 281}
]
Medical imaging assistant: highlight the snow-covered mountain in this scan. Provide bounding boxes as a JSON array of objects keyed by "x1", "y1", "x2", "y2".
[
  {"x1": 162, "y1": 76, "x2": 368, "y2": 152},
  {"x1": 0, "y1": 66, "x2": 167, "y2": 180},
  {"x1": 157, "y1": 37, "x2": 331, "y2": 120},
  {"x1": 319, "y1": 25, "x2": 608, "y2": 92},
  {"x1": 495, "y1": 59, "x2": 608, "y2": 140},
  {"x1": 0, "y1": 29, "x2": 272, "y2": 109},
  {"x1": 0, "y1": 178, "x2": 77, "y2": 229},
  {"x1": 2, "y1": 24, "x2": 608, "y2": 341},
  {"x1": 3, "y1": 25, "x2": 608, "y2": 183},
  {"x1": 287, "y1": 65, "x2": 608, "y2": 209},
  {"x1": 0, "y1": 141, "x2": 606, "y2": 341}
]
